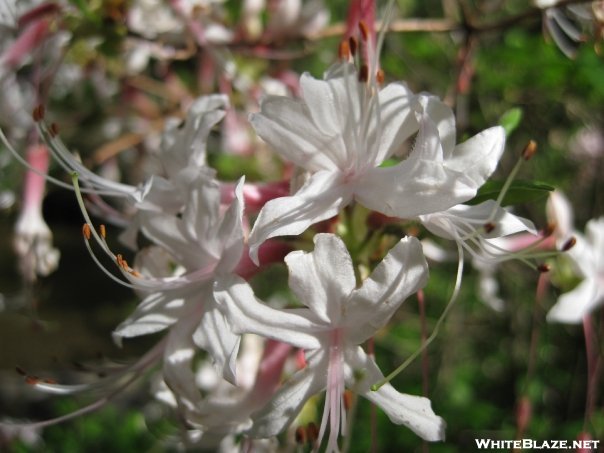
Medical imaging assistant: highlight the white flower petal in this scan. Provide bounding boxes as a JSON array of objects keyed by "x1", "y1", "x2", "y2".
[
  {"x1": 248, "y1": 170, "x2": 353, "y2": 264},
  {"x1": 215, "y1": 177, "x2": 246, "y2": 275},
  {"x1": 285, "y1": 233, "x2": 355, "y2": 323},
  {"x1": 346, "y1": 347, "x2": 446, "y2": 442},
  {"x1": 477, "y1": 266, "x2": 505, "y2": 312},
  {"x1": 444, "y1": 126, "x2": 506, "y2": 190},
  {"x1": 346, "y1": 237, "x2": 429, "y2": 344},
  {"x1": 193, "y1": 300, "x2": 241, "y2": 385},
  {"x1": 546, "y1": 191, "x2": 574, "y2": 242},
  {"x1": 300, "y1": 70, "x2": 357, "y2": 142},
  {"x1": 135, "y1": 175, "x2": 181, "y2": 212},
  {"x1": 112, "y1": 290, "x2": 187, "y2": 345},
  {"x1": 180, "y1": 170, "x2": 222, "y2": 248},
  {"x1": 213, "y1": 275, "x2": 325, "y2": 350},
  {"x1": 249, "y1": 350, "x2": 328, "y2": 437},
  {"x1": 372, "y1": 82, "x2": 417, "y2": 164},
  {"x1": 354, "y1": 109, "x2": 478, "y2": 218},
  {"x1": 250, "y1": 96, "x2": 339, "y2": 172},
  {"x1": 140, "y1": 211, "x2": 213, "y2": 271},
  {"x1": 585, "y1": 217, "x2": 604, "y2": 269},
  {"x1": 547, "y1": 278, "x2": 602, "y2": 323},
  {"x1": 355, "y1": 160, "x2": 475, "y2": 219},
  {"x1": 163, "y1": 314, "x2": 205, "y2": 412},
  {"x1": 160, "y1": 94, "x2": 228, "y2": 179},
  {"x1": 420, "y1": 95, "x2": 457, "y2": 155}
]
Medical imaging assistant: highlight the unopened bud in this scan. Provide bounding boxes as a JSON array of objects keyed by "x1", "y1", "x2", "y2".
[{"x1": 522, "y1": 140, "x2": 537, "y2": 161}]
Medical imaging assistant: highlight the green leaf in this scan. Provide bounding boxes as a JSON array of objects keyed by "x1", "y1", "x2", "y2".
[
  {"x1": 379, "y1": 158, "x2": 399, "y2": 168},
  {"x1": 498, "y1": 107, "x2": 523, "y2": 136},
  {"x1": 468, "y1": 180, "x2": 554, "y2": 206}
]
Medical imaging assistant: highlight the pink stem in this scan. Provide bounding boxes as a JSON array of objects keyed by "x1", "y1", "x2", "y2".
[
  {"x1": 248, "y1": 340, "x2": 292, "y2": 405},
  {"x1": 220, "y1": 180, "x2": 290, "y2": 213},
  {"x1": 582, "y1": 313, "x2": 601, "y2": 429},
  {"x1": 234, "y1": 241, "x2": 292, "y2": 279}
]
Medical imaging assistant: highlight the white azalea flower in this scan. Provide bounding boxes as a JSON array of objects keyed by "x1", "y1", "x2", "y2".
[
  {"x1": 112, "y1": 172, "x2": 246, "y2": 387},
  {"x1": 247, "y1": 63, "x2": 506, "y2": 262},
  {"x1": 215, "y1": 233, "x2": 445, "y2": 450},
  {"x1": 547, "y1": 216, "x2": 604, "y2": 323}
]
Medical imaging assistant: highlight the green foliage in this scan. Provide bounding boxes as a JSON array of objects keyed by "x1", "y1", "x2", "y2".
[
  {"x1": 499, "y1": 107, "x2": 523, "y2": 137},
  {"x1": 469, "y1": 179, "x2": 555, "y2": 206}
]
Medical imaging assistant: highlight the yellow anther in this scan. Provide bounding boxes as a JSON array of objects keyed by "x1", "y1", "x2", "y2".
[
  {"x1": 358, "y1": 20, "x2": 369, "y2": 41},
  {"x1": 82, "y1": 223, "x2": 91, "y2": 240}
]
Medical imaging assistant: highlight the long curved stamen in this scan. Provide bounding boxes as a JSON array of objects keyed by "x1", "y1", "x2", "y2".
[
  {"x1": 73, "y1": 174, "x2": 217, "y2": 292},
  {"x1": 82, "y1": 231, "x2": 140, "y2": 290},
  {"x1": 373, "y1": 0, "x2": 397, "y2": 81},
  {"x1": 318, "y1": 328, "x2": 345, "y2": 452},
  {"x1": 372, "y1": 242, "x2": 464, "y2": 391},
  {"x1": 1, "y1": 124, "x2": 132, "y2": 197},
  {"x1": 345, "y1": 65, "x2": 360, "y2": 166},
  {"x1": 38, "y1": 121, "x2": 136, "y2": 198},
  {"x1": 2, "y1": 340, "x2": 165, "y2": 429},
  {"x1": 0, "y1": 126, "x2": 81, "y2": 192}
]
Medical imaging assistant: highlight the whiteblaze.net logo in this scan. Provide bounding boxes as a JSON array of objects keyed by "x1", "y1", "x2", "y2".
[{"x1": 475, "y1": 438, "x2": 600, "y2": 450}]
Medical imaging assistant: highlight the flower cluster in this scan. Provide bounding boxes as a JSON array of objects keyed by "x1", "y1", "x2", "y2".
[{"x1": 5, "y1": 57, "x2": 538, "y2": 450}]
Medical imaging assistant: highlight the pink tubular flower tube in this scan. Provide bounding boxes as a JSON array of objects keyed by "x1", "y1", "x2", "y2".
[{"x1": 13, "y1": 144, "x2": 60, "y2": 282}]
